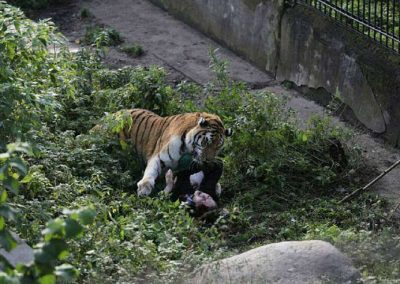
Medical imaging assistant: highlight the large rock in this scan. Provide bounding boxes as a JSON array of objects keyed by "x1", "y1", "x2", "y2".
[{"x1": 186, "y1": 240, "x2": 360, "y2": 284}]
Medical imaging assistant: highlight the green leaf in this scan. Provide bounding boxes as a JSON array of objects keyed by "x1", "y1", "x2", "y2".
[
  {"x1": 55, "y1": 264, "x2": 79, "y2": 282},
  {"x1": 6, "y1": 42, "x2": 15, "y2": 60},
  {"x1": 0, "y1": 272, "x2": 19, "y2": 284},
  {"x1": 0, "y1": 163, "x2": 9, "y2": 180},
  {"x1": 33, "y1": 247, "x2": 52, "y2": 265},
  {"x1": 0, "y1": 229, "x2": 17, "y2": 252},
  {"x1": 9, "y1": 157, "x2": 28, "y2": 176},
  {"x1": 119, "y1": 139, "x2": 128, "y2": 150},
  {"x1": 38, "y1": 274, "x2": 56, "y2": 284},
  {"x1": 42, "y1": 219, "x2": 64, "y2": 239},
  {"x1": 20, "y1": 172, "x2": 33, "y2": 184},
  {"x1": 0, "y1": 204, "x2": 18, "y2": 221},
  {"x1": 6, "y1": 143, "x2": 32, "y2": 156},
  {"x1": 0, "y1": 190, "x2": 7, "y2": 203},
  {"x1": 0, "y1": 153, "x2": 10, "y2": 161},
  {"x1": 58, "y1": 250, "x2": 69, "y2": 260},
  {"x1": 77, "y1": 208, "x2": 96, "y2": 225},
  {"x1": 64, "y1": 219, "x2": 83, "y2": 239},
  {"x1": 35, "y1": 239, "x2": 68, "y2": 264},
  {"x1": 0, "y1": 217, "x2": 5, "y2": 230},
  {"x1": 2, "y1": 177, "x2": 19, "y2": 195}
]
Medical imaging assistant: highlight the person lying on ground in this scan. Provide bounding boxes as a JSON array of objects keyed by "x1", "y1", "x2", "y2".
[{"x1": 164, "y1": 154, "x2": 223, "y2": 216}]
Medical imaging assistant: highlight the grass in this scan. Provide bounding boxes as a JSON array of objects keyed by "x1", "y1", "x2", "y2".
[
  {"x1": 1, "y1": 2, "x2": 400, "y2": 283},
  {"x1": 121, "y1": 43, "x2": 144, "y2": 57}
]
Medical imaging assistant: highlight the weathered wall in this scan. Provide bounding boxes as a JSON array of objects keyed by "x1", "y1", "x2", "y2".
[
  {"x1": 149, "y1": 0, "x2": 284, "y2": 75},
  {"x1": 277, "y1": 7, "x2": 385, "y2": 133},
  {"x1": 149, "y1": 0, "x2": 400, "y2": 145},
  {"x1": 277, "y1": 7, "x2": 400, "y2": 142}
]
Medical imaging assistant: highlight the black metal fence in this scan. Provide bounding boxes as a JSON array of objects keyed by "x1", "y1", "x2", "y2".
[{"x1": 294, "y1": 0, "x2": 400, "y2": 53}]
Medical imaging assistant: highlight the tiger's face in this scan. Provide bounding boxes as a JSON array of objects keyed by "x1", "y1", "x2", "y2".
[{"x1": 188, "y1": 114, "x2": 232, "y2": 163}]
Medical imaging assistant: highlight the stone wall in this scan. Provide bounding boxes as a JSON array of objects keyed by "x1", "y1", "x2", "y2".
[
  {"x1": 148, "y1": 0, "x2": 284, "y2": 75},
  {"x1": 149, "y1": 0, "x2": 400, "y2": 145}
]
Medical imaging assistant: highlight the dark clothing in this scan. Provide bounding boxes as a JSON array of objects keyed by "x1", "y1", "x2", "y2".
[{"x1": 171, "y1": 159, "x2": 223, "y2": 203}]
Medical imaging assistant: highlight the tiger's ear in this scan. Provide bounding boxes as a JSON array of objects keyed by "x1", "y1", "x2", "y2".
[
  {"x1": 198, "y1": 117, "x2": 208, "y2": 127},
  {"x1": 225, "y1": 128, "x2": 232, "y2": 137}
]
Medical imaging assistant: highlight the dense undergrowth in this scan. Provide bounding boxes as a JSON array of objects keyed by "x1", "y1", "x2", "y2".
[{"x1": 1, "y1": 2, "x2": 400, "y2": 283}]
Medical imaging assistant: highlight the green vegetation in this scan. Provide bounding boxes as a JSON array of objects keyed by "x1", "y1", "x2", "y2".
[
  {"x1": 80, "y1": 8, "x2": 91, "y2": 19},
  {"x1": 1, "y1": 2, "x2": 399, "y2": 283},
  {"x1": 121, "y1": 43, "x2": 145, "y2": 58},
  {"x1": 0, "y1": 142, "x2": 95, "y2": 283},
  {"x1": 83, "y1": 26, "x2": 123, "y2": 48},
  {"x1": 7, "y1": 0, "x2": 59, "y2": 9}
]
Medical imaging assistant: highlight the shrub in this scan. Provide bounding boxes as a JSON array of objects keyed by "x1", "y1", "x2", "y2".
[
  {"x1": 83, "y1": 26, "x2": 123, "y2": 48},
  {"x1": 0, "y1": 2, "x2": 66, "y2": 148},
  {"x1": 0, "y1": 143, "x2": 95, "y2": 283},
  {"x1": 121, "y1": 43, "x2": 144, "y2": 57},
  {"x1": 7, "y1": 0, "x2": 62, "y2": 9},
  {"x1": 80, "y1": 8, "x2": 91, "y2": 19}
]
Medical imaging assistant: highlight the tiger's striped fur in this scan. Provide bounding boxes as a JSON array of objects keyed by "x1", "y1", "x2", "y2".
[{"x1": 120, "y1": 109, "x2": 231, "y2": 196}]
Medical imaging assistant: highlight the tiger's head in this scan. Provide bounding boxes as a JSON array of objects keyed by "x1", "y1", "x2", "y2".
[{"x1": 186, "y1": 113, "x2": 232, "y2": 163}]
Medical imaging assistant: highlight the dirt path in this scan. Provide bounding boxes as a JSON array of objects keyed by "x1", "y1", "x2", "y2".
[{"x1": 36, "y1": 0, "x2": 400, "y2": 205}]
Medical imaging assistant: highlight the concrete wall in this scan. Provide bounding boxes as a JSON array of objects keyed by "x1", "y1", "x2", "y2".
[
  {"x1": 149, "y1": 0, "x2": 400, "y2": 146},
  {"x1": 149, "y1": 0, "x2": 284, "y2": 75}
]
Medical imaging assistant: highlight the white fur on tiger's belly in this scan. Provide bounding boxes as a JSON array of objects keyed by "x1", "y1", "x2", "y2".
[{"x1": 190, "y1": 171, "x2": 204, "y2": 190}]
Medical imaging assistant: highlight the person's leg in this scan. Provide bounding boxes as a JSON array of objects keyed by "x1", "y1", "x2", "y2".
[
  {"x1": 168, "y1": 158, "x2": 223, "y2": 202},
  {"x1": 198, "y1": 159, "x2": 223, "y2": 201},
  {"x1": 169, "y1": 169, "x2": 194, "y2": 201}
]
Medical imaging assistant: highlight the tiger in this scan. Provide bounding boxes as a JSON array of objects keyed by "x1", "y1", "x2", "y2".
[{"x1": 119, "y1": 108, "x2": 232, "y2": 197}]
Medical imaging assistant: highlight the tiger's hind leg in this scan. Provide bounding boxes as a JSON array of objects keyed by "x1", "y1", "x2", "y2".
[{"x1": 137, "y1": 157, "x2": 161, "y2": 196}]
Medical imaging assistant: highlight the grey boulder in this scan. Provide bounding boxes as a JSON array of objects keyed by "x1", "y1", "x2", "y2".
[{"x1": 187, "y1": 240, "x2": 360, "y2": 284}]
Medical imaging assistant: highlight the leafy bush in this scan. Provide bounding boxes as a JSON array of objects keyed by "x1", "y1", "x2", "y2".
[
  {"x1": 194, "y1": 50, "x2": 390, "y2": 247},
  {"x1": 83, "y1": 26, "x2": 123, "y2": 48},
  {"x1": 6, "y1": 0, "x2": 63, "y2": 10},
  {"x1": 305, "y1": 225, "x2": 400, "y2": 281},
  {"x1": 0, "y1": 143, "x2": 32, "y2": 252},
  {"x1": 80, "y1": 8, "x2": 91, "y2": 19},
  {"x1": 0, "y1": 2, "x2": 66, "y2": 148},
  {"x1": 0, "y1": 143, "x2": 95, "y2": 283},
  {"x1": 121, "y1": 43, "x2": 144, "y2": 57}
]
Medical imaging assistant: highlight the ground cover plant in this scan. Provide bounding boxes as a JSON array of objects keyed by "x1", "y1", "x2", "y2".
[
  {"x1": 121, "y1": 43, "x2": 144, "y2": 58},
  {"x1": 1, "y1": 2, "x2": 400, "y2": 283},
  {"x1": 83, "y1": 25, "x2": 123, "y2": 48},
  {"x1": 7, "y1": 0, "x2": 63, "y2": 10}
]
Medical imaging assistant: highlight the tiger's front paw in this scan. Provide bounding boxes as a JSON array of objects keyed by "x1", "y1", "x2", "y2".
[
  {"x1": 137, "y1": 178, "x2": 154, "y2": 197},
  {"x1": 164, "y1": 170, "x2": 175, "y2": 194}
]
